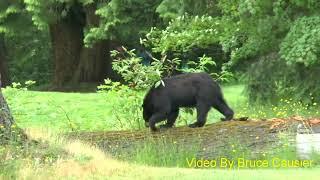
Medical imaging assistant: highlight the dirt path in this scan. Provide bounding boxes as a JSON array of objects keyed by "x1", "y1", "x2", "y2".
[{"x1": 67, "y1": 117, "x2": 320, "y2": 159}]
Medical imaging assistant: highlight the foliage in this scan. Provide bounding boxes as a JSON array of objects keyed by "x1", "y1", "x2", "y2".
[
  {"x1": 180, "y1": 55, "x2": 233, "y2": 82},
  {"x1": 145, "y1": 1, "x2": 284, "y2": 65},
  {"x1": 97, "y1": 79, "x2": 144, "y2": 130},
  {"x1": 141, "y1": 14, "x2": 232, "y2": 83},
  {"x1": 84, "y1": 0, "x2": 162, "y2": 47},
  {"x1": 210, "y1": 0, "x2": 320, "y2": 103},
  {"x1": 2, "y1": 0, "x2": 320, "y2": 105},
  {"x1": 246, "y1": 54, "x2": 320, "y2": 105},
  {"x1": 0, "y1": 0, "x2": 25, "y2": 35},
  {"x1": 10, "y1": 80, "x2": 36, "y2": 90},
  {"x1": 23, "y1": 0, "x2": 94, "y2": 30},
  {"x1": 111, "y1": 47, "x2": 233, "y2": 91},
  {"x1": 6, "y1": 27, "x2": 53, "y2": 85},
  {"x1": 110, "y1": 47, "x2": 163, "y2": 90},
  {"x1": 156, "y1": 0, "x2": 220, "y2": 21},
  {"x1": 280, "y1": 16, "x2": 320, "y2": 66},
  {"x1": 143, "y1": 14, "x2": 221, "y2": 54},
  {"x1": 215, "y1": 0, "x2": 289, "y2": 64},
  {"x1": 23, "y1": 0, "x2": 163, "y2": 48},
  {"x1": 0, "y1": 1, "x2": 53, "y2": 86}
]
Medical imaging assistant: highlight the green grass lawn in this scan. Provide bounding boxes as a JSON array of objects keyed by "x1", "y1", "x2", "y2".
[
  {"x1": 4, "y1": 89, "x2": 117, "y2": 132},
  {"x1": 2, "y1": 85, "x2": 242, "y2": 131},
  {"x1": 3, "y1": 84, "x2": 320, "y2": 132},
  {"x1": 3, "y1": 85, "x2": 244, "y2": 132}
]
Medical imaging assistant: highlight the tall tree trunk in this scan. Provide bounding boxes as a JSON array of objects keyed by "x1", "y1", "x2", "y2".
[
  {"x1": 72, "y1": 4, "x2": 115, "y2": 83},
  {"x1": 0, "y1": 33, "x2": 10, "y2": 87},
  {"x1": 0, "y1": 75, "x2": 14, "y2": 143},
  {"x1": 49, "y1": 19, "x2": 84, "y2": 88},
  {"x1": 50, "y1": 3, "x2": 118, "y2": 90},
  {"x1": 73, "y1": 40, "x2": 112, "y2": 83}
]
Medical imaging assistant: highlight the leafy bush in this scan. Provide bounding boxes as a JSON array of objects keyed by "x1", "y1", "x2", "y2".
[
  {"x1": 111, "y1": 47, "x2": 164, "y2": 90},
  {"x1": 181, "y1": 55, "x2": 233, "y2": 82},
  {"x1": 112, "y1": 47, "x2": 233, "y2": 87},
  {"x1": 98, "y1": 79, "x2": 144, "y2": 130},
  {"x1": 246, "y1": 53, "x2": 320, "y2": 104},
  {"x1": 143, "y1": 14, "x2": 221, "y2": 54},
  {"x1": 280, "y1": 16, "x2": 320, "y2": 66}
]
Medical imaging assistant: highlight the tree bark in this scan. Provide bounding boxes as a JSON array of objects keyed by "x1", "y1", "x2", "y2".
[
  {"x1": 0, "y1": 75, "x2": 14, "y2": 143},
  {"x1": 72, "y1": 3, "x2": 116, "y2": 83},
  {"x1": 73, "y1": 40, "x2": 116, "y2": 83},
  {"x1": 49, "y1": 3, "x2": 118, "y2": 90},
  {"x1": 0, "y1": 33, "x2": 10, "y2": 87},
  {"x1": 49, "y1": 19, "x2": 83, "y2": 88}
]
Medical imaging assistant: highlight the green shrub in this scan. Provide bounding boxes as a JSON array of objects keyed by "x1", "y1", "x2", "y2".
[
  {"x1": 246, "y1": 53, "x2": 320, "y2": 105},
  {"x1": 98, "y1": 79, "x2": 144, "y2": 130}
]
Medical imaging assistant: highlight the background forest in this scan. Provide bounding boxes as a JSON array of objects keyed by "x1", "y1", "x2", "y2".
[{"x1": 1, "y1": 0, "x2": 319, "y2": 103}]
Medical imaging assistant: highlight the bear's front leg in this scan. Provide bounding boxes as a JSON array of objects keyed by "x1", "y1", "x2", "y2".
[
  {"x1": 159, "y1": 109, "x2": 179, "y2": 129},
  {"x1": 149, "y1": 112, "x2": 167, "y2": 131}
]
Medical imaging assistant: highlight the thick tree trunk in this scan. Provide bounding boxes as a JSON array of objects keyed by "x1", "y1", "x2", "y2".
[
  {"x1": 72, "y1": 4, "x2": 116, "y2": 83},
  {"x1": 0, "y1": 33, "x2": 10, "y2": 87},
  {"x1": 0, "y1": 76, "x2": 28, "y2": 144},
  {"x1": 73, "y1": 40, "x2": 112, "y2": 83},
  {"x1": 49, "y1": 3, "x2": 117, "y2": 90},
  {"x1": 0, "y1": 75, "x2": 14, "y2": 143},
  {"x1": 49, "y1": 20, "x2": 83, "y2": 88}
]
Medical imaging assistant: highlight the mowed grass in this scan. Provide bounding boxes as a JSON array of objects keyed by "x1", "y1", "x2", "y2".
[
  {"x1": 4, "y1": 85, "x2": 246, "y2": 132},
  {"x1": 4, "y1": 88, "x2": 119, "y2": 132},
  {"x1": 3, "y1": 84, "x2": 320, "y2": 132}
]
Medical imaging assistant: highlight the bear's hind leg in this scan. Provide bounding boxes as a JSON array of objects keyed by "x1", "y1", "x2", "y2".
[
  {"x1": 213, "y1": 97, "x2": 234, "y2": 121},
  {"x1": 189, "y1": 102, "x2": 210, "y2": 128},
  {"x1": 160, "y1": 109, "x2": 179, "y2": 129}
]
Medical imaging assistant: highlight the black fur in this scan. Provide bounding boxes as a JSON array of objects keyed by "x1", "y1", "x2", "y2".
[{"x1": 142, "y1": 72, "x2": 234, "y2": 131}]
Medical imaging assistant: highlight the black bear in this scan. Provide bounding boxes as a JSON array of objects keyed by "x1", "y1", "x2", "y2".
[{"x1": 142, "y1": 72, "x2": 234, "y2": 131}]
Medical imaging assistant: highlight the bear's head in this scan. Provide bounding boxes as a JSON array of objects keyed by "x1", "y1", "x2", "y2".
[
  {"x1": 142, "y1": 89, "x2": 154, "y2": 127},
  {"x1": 142, "y1": 97, "x2": 154, "y2": 127}
]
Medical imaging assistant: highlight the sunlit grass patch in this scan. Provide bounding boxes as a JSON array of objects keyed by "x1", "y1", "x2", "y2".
[{"x1": 0, "y1": 128, "x2": 132, "y2": 179}]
